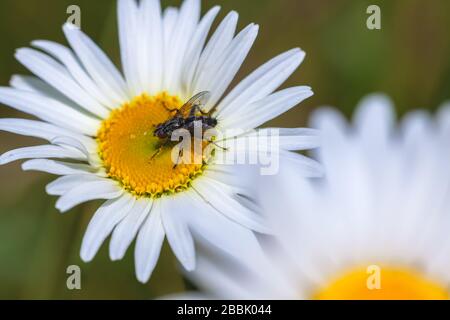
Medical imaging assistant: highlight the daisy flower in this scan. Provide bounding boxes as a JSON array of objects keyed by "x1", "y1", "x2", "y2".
[
  {"x1": 181, "y1": 94, "x2": 450, "y2": 299},
  {"x1": 0, "y1": 0, "x2": 320, "y2": 283}
]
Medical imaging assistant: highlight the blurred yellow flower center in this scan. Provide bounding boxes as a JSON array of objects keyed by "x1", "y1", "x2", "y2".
[
  {"x1": 97, "y1": 93, "x2": 207, "y2": 198},
  {"x1": 313, "y1": 265, "x2": 448, "y2": 300}
]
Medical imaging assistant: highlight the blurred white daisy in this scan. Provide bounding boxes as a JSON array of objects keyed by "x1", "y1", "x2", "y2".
[
  {"x1": 182, "y1": 95, "x2": 450, "y2": 299},
  {"x1": 0, "y1": 0, "x2": 321, "y2": 282}
]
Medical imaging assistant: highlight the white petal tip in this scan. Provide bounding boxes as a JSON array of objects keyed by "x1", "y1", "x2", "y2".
[
  {"x1": 80, "y1": 252, "x2": 94, "y2": 263},
  {"x1": 9, "y1": 74, "x2": 17, "y2": 82},
  {"x1": 45, "y1": 185, "x2": 58, "y2": 196},
  {"x1": 14, "y1": 49, "x2": 26, "y2": 59},
  {"x1": 292, "y1": 47, "x2": 305, "y2": 55},
  {"x1": 210, "y1": 5, "x2": 221, "y2": 13},
  {"x1": 9, "y1": 75, "x2": 21, "y2": 87},
  {"x1": 55, "y1": 207, "x2": 67, "y2": 214},
  {"x1": 63, "y1": 21, "x2": 77, "y2": 29},
  {"x1": 295, "y1": 87, "x2": 314, "y2": 99},
  {"x1": 55, "y1": 201, "x2": 71, "y2": 213},
  {"x1": 109, "y1": 255, "x2": 121, "y2": 262},
  {"x1": 292, "y1": 49, "x2": 306, "y2": 65},
  {"x1": 0, "y1": 155, "x2": 9, "y2": 165},
  {"x1": 62, "y1": 22, "x2": 80, "y2": 33},
  {"x1": 109, "y1": 248, "x2": 126, "y2": 261},
  {"x1": 229, "y1": 10, "x2": 239, "y2": 19},
  {"x1": 14, "y1": 47, "x2": 26, "y2": 53},
  {"x1": 136, "y1": 272, "x2": 150, "y2": 284},
  {"x1": 21, "y1": 162, "x2": 32, "y2": 171},
  {"x1": 30, "y1": 39, "x2": 44, "y2": 46},
  {"x1": 182, "y1": 261, "x2": 196, "y2": 272}
]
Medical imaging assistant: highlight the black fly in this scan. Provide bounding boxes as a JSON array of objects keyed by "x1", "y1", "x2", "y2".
[{"x1": 151, "y1": 91, "x2": 223, "y2": 168}]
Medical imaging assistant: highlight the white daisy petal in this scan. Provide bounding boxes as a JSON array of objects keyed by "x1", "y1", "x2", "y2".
[
  {"x1": 8, "y1": 78, "x2": 105, "y2": 154},
  {"x1": 310, "y1": 106, "x2": 350, "y2": 167},
  {"x1": 217, "y1": 48, "x2": 305, "y2": 118},
  {"x1": 0, "y1": 145, "x2": 86, "y2": 165},
  {"x1": 193, "y1": 177, "x2": 270, "y2": 234},
  {"x1": 118, "y1": 0, "x2": 141, "y2": 96},
  {"x1": 202, "y1": 167, "x2": 253, "y2": 197},
  {"x1": 11, "y1": 74, "x2": 54, "y2": 92},
  {"x1": 55, "y1": 180, "x2": 123, "y2": 213},
  {"x1": 15, "y1": 48, "x2": 109, "y2": 118},
  {"x1": 63, "y1": 23, "x2": 129, "y2": 105},
  {"x1": 0, "y1": 87, "x2": 100, "y2": 135},
  {"x1": 195, "y1": 23, "x2": 259, "y2": 110},
  {"x1": 22, "y1": 159, "x2": 98, "y2": 175},
  {"x1": 10, "y1": 75, "x2": 79, "y2": 108},
  {"x1": 191, "y1": 11, "x2": 238, "y2": 93},
  {"x1": 31, "y1": 40, "x2": 115, "y2": 108},
  {"x1": 257, "y1": 128, "x2": 320, "y2": 151},
  {"x1": 188, "y1": 255, "x2": 255, "y2": 299},
  {"x1": 139, "y1": 0, "x2": 163, "y2": 93},
  {"x1": 221, "y1": 128, "x2": 321, "y2": 151},
  {"x1": 354, "y1": 94, "x2": 395, "y2": 139},
  {"x1": 164, "y1": 0, "x2": 200, "y2": 93},
  {"x1": 278, "y1": 150, "x2": 324, "y2": 177},
  {"x1": 0, "y1": 118, "x2": 86, "y2": 143},
  {"x1": 351, "y1": 94, "x2": 397, "y2": 184},
  {"x1": 185, "y1": 190, "x2": 264, "y2": 262},
  {"x1": 51, "y1": 136, "x2": 102, "y2": 169},
  {"x1": 46, "y1": 174, "x2": 106, "y2": 196},
  {"x1": 182, "y1": 6, "x2": 221, "y2": 94},
  {"x1": 161, "y1": 193, "x2": 196, "y2": 271},
  {"x1": 220, "y1": 86, "x2": 313, "y2": 130},
  {"x1": 162, "y1": 7, "x2": 179, "y2": 89},
  {"x1": 80, "y1": 194, "x2": 135, "y2": 262},
  {"x1": 109, "y1": 197, "x2": 152, "y2": 261},
  {"x1": 135, "y1": 200, "x2": 165, "y2": 283},
  {"x1": 51, "y1": 136, "x2": 93, "y2": 158},
  {"x1": 214, "y1": 143, "x2": 323, "y2": 178}
]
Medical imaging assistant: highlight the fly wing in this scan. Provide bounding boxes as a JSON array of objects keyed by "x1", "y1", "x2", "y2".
[{"x1": 177, "y1": 91, "x2": 211, "y2": 118}]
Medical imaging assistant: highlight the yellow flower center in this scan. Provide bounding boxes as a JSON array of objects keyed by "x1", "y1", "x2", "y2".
[
  {"x1": 313, "y1": 265, "x2": 448, "y2": 300},
  {"x1": 97, "y1": 93, "x2": 209, "y2": 198}
]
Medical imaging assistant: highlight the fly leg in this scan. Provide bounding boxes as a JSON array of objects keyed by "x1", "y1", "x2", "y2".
[
  {"x1": 150, "y1": 146, "x2": 163, "y2": 161},
  {"x1": 149, "y1": 139, "x2": 169, "y2": 162},
  {"x1": 173, "y1": 147, "x2": 184, "y2": 169},
  {"x1": 207, "y1": 137, "x2": 228, "y2": 151}
]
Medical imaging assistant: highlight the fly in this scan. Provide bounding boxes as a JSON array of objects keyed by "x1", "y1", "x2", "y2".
[{"x1": 151, "y1": 91, "x2": 224, "y2": 168}]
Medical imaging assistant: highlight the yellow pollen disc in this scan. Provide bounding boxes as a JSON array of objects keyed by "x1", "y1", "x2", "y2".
[
  {"x1": 97, "y1": 92, "x2": 209, "y2": 198},
  {"x1": 313, "y1": 265, "x2": 448, "y2": 300}
]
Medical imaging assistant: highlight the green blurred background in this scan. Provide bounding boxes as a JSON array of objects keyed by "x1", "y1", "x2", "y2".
[{"x1": 0, "y1": 0, "x2": 449, "y2": 299}]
